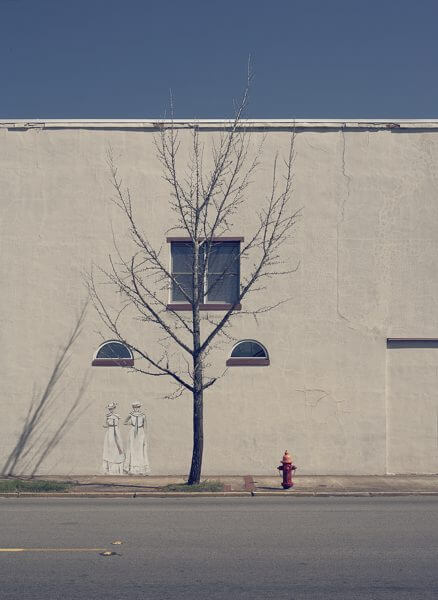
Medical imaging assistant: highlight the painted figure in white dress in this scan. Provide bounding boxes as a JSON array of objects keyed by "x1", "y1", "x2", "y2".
[
  {"x1": 124, "y1": 402, "x2": 151, "y2": 475},
  {"x1": 103, "y1": 402, "x2": 125, "y2": 475}
]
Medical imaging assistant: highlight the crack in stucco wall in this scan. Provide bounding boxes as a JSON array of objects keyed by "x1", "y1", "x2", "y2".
[
  {"x1": 296, "y1": 387, "x2": 330, "y2": 407},
  {"x1": 336, "y1": 127, "x2": 354, "y2": 326},
  {"x1": 295, "y1": 388, "x2": 349, "y2": 443},
  {"x1": 304, "y1": 138, "x2": 330, "y2": 154}
]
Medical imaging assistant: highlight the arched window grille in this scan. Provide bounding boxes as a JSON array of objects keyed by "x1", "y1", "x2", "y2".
[
  {"x1": 226, "y1": 340, "x2": 270, "y2": 366},
  {"x1": 92, "y1": 341, "x2": 134, "y2": 367}
]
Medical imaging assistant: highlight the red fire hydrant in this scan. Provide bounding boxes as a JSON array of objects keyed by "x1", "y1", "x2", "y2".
[{"x1": 277, "y1": 450, "x2": 297, "y2": 489}]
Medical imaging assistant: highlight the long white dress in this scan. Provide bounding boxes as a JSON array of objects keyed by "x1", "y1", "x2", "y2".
[
  {"x1": 124, "y1": 411, "x2": 151, "y2": 475},
  {"x1": 103, "y1": 413, "x2": 125, "y2": 475}
]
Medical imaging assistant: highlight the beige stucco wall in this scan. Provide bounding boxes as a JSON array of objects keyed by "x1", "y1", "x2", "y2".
[
  {"x1": 387, "y1": 343, "x2": 438, "y2": 473},
  {"x1": 1, "y1": 121, "x2": 437, "y2": 475}
]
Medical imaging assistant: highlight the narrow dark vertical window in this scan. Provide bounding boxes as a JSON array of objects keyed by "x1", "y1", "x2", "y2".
[
  {"x1": 205, "y1": 242, "x2": 240, "y2": 304},
  {"x1": 171, "y1": 242, "x2": 195, "y2": 302}
]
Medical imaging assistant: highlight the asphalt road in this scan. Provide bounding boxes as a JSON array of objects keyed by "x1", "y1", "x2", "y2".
[{"x1": 0, "y1": 497, "x2": 436, "y2": 600}]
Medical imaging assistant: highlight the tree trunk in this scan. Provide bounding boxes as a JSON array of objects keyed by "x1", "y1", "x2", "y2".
[
  {"x1": 188, "y1": 239, "x2": 203, "y2": 485},
  {"x1": 188, "y1": 309, "x2": 203, "y2": 484},
  {"x1": 188, "y1": 384, "x2": 203, "y2": 485}
]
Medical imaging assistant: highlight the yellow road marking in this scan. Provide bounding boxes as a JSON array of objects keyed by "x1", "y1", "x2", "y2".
[{"x1": 0, "y1": 548, "x2": 107, "y2": 553}]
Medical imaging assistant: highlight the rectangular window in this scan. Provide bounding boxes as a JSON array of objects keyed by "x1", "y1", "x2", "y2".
[{"x1": 169, "y1": 239, "x2": 241, "y2": 308}]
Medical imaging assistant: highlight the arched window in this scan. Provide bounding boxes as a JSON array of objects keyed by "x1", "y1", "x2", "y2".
[
  {"x1": 92, "y1": 341, "x2": 134, "y2": 367},
  {"x1": 226, "y1": 340, "x2": 269, "y2": 366}
]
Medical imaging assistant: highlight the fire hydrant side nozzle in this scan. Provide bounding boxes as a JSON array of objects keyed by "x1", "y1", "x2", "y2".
[{"x1": 277, "y1": 450, "x2": 297, "y2": 490}]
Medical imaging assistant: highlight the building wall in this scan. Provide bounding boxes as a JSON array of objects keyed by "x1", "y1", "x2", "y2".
[
  {"x1": 387, "y1": 341, "x2": 438, "y2": 473},
  {"x1": 1, "y1": 121, "x2": 437, "y2": 475}
]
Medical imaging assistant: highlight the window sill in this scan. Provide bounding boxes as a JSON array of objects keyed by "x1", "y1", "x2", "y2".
[
  {"x1": 167, "y1": 303, "x2": 241, "y2": 312},
  {"x1": 226, "y1": 358, "x2": 270, "y2": 367},
  {"x1": 91, "y1": 359, "x2": 134, "y2": 367},
  {"x1": 166, "y1": 236, "x2": 244, "y2": 243}
]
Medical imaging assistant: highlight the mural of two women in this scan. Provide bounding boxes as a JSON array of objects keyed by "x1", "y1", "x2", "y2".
[{"x1": 103, "y1": 402, "x2": 151, "y2": 475}]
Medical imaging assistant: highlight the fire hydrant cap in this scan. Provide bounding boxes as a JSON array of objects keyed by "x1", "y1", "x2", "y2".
[{"x1": 282, "y1": 450, "x2": 292, "y2": 463}]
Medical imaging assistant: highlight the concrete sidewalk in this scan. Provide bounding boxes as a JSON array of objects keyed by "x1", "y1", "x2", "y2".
[{"x1": 3, "y1": 474, "x2": 437, "y2": 497}]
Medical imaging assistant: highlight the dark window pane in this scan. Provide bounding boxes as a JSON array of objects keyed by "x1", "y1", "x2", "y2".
[
  {"x1": 231, "y1": 341, "x2": 267, "y2": 358},
  {"x1": 172, "y1": 273, "x2": 193, "y2": 302},
  {"x1": 251, "y1": 342, "x2": 266, "y2": 357},
  {"x1": 231, "y1": 341, "x2": 253, "y2": 357},
  {"x1": 207, "y1": 242, "x2": 239, "y2": 274},
  {"x1": 172, "y1": 242, "x2": 193, "y2": 273},
  {"x1": 207, "y1": 273, "x2": 239, "y2": 303},
  {"x1": 97, "y1": 342, "x2": 131, "y2": 359}
]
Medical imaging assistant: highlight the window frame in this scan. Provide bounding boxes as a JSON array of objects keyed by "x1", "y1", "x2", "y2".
[
  {"x1": 166, "y1": 237, "x2": 243, "y2": 311},
  {"x1": 92, "y1": 340, "x2": 134, "y2": 367},
  {"x1": 226, "y1": 339, "x2": 270, "y2": 367}
]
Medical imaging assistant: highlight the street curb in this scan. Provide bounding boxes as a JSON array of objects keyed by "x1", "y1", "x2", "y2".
[
  {"x1": 0, "y1": 491, "x2": 252, "y2": 498},
  {"x1": 1, "y1": 491, "x2": 438, "y2": 498},
  {"x1": 254, "y1": 491, "x2": 438, "y2": 497}
]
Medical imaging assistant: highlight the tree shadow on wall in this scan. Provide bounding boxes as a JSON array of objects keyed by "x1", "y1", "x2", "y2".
[{"x1": 2, "y1": 303, "x2": 90, "y2": 477}]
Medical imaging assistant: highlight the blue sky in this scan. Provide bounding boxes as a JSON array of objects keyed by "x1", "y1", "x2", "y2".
[{"x1": 1, "y1": 0, "x2": 438, "y2": 118}]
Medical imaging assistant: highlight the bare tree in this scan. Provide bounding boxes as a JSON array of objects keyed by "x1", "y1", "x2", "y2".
[{"x1": 88, "y1": 78, "x2": 299, "y2": 484}]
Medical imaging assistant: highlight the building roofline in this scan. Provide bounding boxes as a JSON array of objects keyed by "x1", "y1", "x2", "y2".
[{"x1": 1, "y1": 118, "x2": 438, "y2": 130}]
